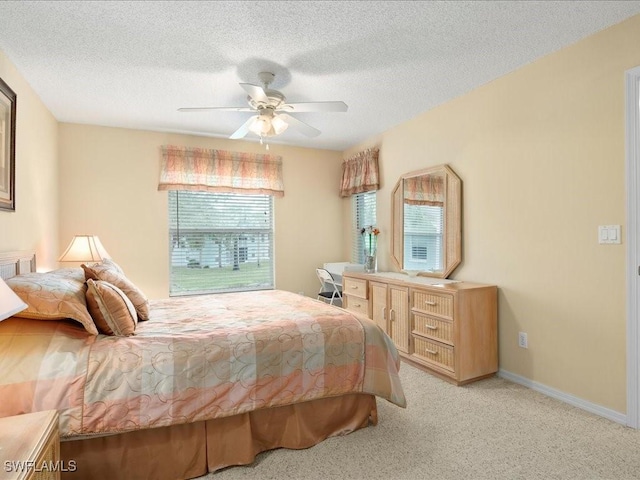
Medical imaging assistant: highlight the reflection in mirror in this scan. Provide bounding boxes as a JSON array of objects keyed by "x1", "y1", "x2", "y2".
[
  {"x1": 391, "y1": 164, "x2": 461, "y2": 279},
  {"x1": 403, "y1": 172, "x2": 445, "y2": 272}
]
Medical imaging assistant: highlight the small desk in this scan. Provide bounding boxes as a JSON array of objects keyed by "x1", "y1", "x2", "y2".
[{"x1": 323, "y1": 262, "x2": 364, "y2": 287}]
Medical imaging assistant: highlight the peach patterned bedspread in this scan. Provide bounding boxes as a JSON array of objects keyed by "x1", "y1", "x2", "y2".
[{"x1": 0, "y1": 290, "x2": 405, "y2": 439}]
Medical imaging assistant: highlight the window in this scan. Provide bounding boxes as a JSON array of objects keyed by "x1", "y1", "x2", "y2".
[
  {"x1": 403, "y1": 203, "x2": 443, "y2": 271},
  {"x1": 352, "y1": 191, "x2": 377, "y2": 263},
  {"x1": 168, "y1": 191, "x2": 274, "y2": 296}
]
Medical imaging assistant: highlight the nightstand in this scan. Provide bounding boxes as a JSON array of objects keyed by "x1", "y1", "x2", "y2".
[{"x1": 0, "y1": 410, "x2": 60, "y2": 480}]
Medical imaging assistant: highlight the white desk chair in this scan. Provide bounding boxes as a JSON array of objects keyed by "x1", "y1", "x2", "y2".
[{"x1": 316, "y1": 268, "x2": 343, "y2": 306}]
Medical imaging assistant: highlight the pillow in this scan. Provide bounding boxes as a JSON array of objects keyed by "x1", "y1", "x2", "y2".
[
  {"x1": 86, "y1": 279, "x2": 137, "y2": 336},
  {"x1": 6, "y1": 271, "x2": 99, "y2": 335},
  {"x1": 82, "y1": 261, "x2": 150, "y2": 320},
  {"x1": 46, "y1": 267, "x2": 86, "y2": 282},
  {"x1": 102, "y1": 258, "x2": 124, "y2": 275}
]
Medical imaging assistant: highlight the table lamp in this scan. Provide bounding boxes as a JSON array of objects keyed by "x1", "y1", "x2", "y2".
[
  {"x1": 0, "y1": 277, "x2": 27, "y2": 321},
  {"x1": 58, "y1": 235, "x2": 111, "y2": 263}
]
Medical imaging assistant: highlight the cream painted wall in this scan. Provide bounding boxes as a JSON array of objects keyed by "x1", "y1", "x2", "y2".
[
  {"x1": 58, "y1": 124, "x2": 343, "y2": 300},
  {"x1": 342, "y1": 15, "x2": 640, "y2": 413},
  {"x1": 0, "y1": 49, "x2": 58, "y2": 267}
]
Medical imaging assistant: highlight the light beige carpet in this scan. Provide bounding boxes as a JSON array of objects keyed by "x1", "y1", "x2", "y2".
[{"x1": 203, "y1": 363, "x2": 640, "y2": 479}]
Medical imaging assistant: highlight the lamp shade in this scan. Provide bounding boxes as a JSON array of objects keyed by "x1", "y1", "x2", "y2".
[
  {"x1": 249, "y1": 115, "x2": 271, "y2": 136},
  {"x1": 271, "y1": 115, "x2": 289, "y2": 135},
  {"x1": 0, "y1": 277, "x2": 27, "y2": 321},
  {"x1": 58, "y1": 235, "x2": 111, "y2": 263}
]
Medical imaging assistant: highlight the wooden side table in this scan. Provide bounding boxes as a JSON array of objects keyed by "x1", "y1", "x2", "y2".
[{"x1": 0, "y1": 410, "x2": 61, "y2": 480}]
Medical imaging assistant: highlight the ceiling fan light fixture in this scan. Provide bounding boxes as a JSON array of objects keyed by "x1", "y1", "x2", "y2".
[
  {"x1": 259, "y1": 117, "x2": 272, "y2": 135},
  {"x1": 248, "y1": 111, "x2": 289, "y2": 139},
  {"x1": 249, "y1": 115, "x2": 271, "y2": 136},
  {"x1": 271, "y1": 115, "x2": 288, "y2": 135}
]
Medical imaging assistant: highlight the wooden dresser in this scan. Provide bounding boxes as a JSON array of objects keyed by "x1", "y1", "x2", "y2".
[
  {"x1": 0, "y1": 410, "x2": 61, "y2": 480},
  {"x1": 343, "y1": 272, "x2": 497, "y2": 385}
]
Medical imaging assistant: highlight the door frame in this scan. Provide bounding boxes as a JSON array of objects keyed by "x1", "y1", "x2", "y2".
[{"x1": 625, "y1": 65, "x2": 640, "y2": 429}]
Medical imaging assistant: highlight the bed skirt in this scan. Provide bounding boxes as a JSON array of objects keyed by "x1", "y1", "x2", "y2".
[{"x1": 60, "y1": 393, "x2": 378, "y2": 480}]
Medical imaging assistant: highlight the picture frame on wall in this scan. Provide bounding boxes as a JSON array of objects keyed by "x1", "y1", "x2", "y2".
[{"x1": 0, "y1": 77, "x2": 16, "y2": 212}]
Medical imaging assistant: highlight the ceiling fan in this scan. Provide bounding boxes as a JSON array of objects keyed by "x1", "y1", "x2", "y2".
[{"x1": 178, "y1": 72, "x2": 348, "y2": 144}]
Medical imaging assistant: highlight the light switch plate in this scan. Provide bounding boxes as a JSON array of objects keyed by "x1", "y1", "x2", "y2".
[{"x1": 598, "y1": 225, "x2": 621, "y2": 244}]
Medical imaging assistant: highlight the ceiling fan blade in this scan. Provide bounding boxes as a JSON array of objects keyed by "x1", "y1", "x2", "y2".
[
  {"x1": 278, "y1": 114, "x2": 321, "y2": 137},
  {"x1": 240, "y1": 83, "x2": 269, "y2": 104},
  {"x1": 279, "y1": 101, "x2": 348, "y2": 113},
  {"x1": 230, "y1": 116, "x2": 258, "y2": 139},
  {"x1": 178, "y1": 106, "x2": 253, "y2": 112}
]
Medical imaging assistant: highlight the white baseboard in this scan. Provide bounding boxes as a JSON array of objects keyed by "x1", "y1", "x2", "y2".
[{"x1": 498, "y1": 369, "x2": 628, "y2": 426}]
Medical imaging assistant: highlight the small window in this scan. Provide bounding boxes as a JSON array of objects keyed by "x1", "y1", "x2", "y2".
[
  {"x1": 352, "y1": 191, "x2": 377, "y2": 263},
  {"x1": 168, "y1": 191, "x2": 274, "y2": 296}
]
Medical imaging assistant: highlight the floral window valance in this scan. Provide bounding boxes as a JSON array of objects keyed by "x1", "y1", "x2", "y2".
[
  {"x1": 339, "y1": 147, "x2": 380, "y2": 197},
  {"x1": 158, "y1": 145, "x2": 284, "y2": 197},
  {"x1": 403, "y1": 175, "x2": 444, "y2": 206}
]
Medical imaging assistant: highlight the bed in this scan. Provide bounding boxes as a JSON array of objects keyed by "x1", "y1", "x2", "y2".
[{"x1": 0, "y1": 251, "x2": 406, "y2": 480}]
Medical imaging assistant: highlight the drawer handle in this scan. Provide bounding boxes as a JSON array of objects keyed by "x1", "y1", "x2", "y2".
[
  {"x1": 425, "y1": 301, "x2": 437, "y2": 306},
  {"x1": 425, "y1": 348, "x2": 438, "y2": 355},
  {"x1": 425, "y1": 324, "x2": 437, "y2": 330},
  {"x1": 351, "y1": 285, "x2": 359, "y2": 290},
  {"x1": 353, "y1": 303, "x2": 361, "y2": 308},
  {"x1": 390, "y1": 308, "x2": 395, "y2": 322}
]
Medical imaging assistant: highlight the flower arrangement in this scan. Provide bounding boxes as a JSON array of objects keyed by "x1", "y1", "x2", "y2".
[
  {"x1": 360, "y1": 225, "x2": 380, "y2": 254},
  {"x1": 360, "y1": 225, "x2": 380, "y2": 272}
]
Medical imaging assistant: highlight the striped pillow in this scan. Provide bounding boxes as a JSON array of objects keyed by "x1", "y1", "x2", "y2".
[
  {"x1": 85, "y1": 279, "x2": 138, "y2": 336},
  {"x1": 82, "y1": 262, "x2": 150, "y2": 321}
]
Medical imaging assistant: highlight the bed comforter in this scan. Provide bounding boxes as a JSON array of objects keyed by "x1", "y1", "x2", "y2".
[{"x1": 0, "y1": 290, "x2": 405, "y2": 438}]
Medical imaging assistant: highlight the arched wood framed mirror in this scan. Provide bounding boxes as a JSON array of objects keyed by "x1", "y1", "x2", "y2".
[{"x1": 391, "y1": 164, "x2": 461, "y2": 278}]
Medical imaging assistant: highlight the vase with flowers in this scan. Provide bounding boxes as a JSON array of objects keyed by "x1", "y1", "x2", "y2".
[{"x1": 361, "y1": 225, "x2": 380, "y2": 273}]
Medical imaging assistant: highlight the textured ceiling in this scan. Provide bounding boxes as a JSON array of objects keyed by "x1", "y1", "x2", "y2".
[{"x1": 0, "y1": 1, "x2": 639, "y2": 151}]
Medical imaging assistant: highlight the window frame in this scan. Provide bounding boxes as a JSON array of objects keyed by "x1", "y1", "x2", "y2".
[
  {"x1": 351, "y1": 191, "x2": 377, "y2": 264},
  {"x1": 168, "y1": 190, "x2": 275, "y2": 296}
]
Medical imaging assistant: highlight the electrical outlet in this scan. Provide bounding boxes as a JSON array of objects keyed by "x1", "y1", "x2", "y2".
[{"x1": 518, "y1": 332, "x2": 528, "y2": 349}]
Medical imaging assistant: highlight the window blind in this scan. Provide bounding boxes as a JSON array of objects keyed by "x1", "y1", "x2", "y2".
[
  {"x1": 351, "y1": 191, "x2": 377, "y2": 263},
  {"x1": 168, "y1": 191, "x2": 274, "y2": 296}
]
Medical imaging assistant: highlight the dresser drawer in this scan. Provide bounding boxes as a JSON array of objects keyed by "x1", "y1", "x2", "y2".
[
  {"x1": 413, "y1": 336, "x2": 455, "y2": 372},
  {"x1": 343, "y1": 277, "x2": 368, "y2": 299},
  {"x1": 412, "y1": 290, "x2": 453, "y2": 320},
  {"x1": 413, "y1": 314, "x2": 453, "y2": 345},
  {"x1": 344, "y1": 295, "x2": 369, "y2": 317}
]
